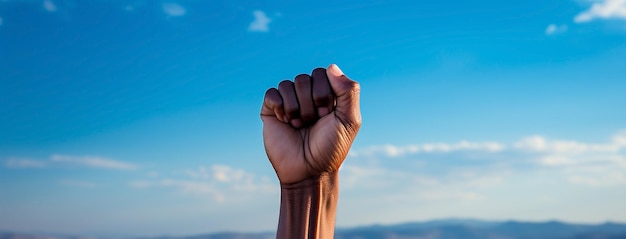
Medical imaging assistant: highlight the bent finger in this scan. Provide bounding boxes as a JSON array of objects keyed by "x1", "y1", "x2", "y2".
[
  {"x1": 311, "y1": 67, "x2": 334, "y2": 117},
  {"x1": 294, "y1": 74, "x2": 316, "y2": 126},
  {"x1": 261, "y1": 88, "x2": 286, "y2": 123},
  {"x1": 278, "y1": 80, "x2": 302, "y2": 128}
]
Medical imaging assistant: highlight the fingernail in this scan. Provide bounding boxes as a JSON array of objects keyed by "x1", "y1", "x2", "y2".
[
  {"x1": 291, "y1": 119, "x2": 303, "y2": 128},
  {"x1": 330, "y1": 64, "x2": 344, "y2": 76},
  {"x1": 318, "y1": 107, "x2": 330, "y2": 117}
]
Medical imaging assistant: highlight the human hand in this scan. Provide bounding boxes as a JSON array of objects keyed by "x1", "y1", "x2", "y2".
[{"x1": 260, "y1": 64, "x2": 361, "y2": 185}]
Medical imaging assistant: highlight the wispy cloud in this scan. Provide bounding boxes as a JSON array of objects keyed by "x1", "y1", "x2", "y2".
[
  {"x1": 518, "y1": 133, "x2": 626, "y2": 187},
  {"x1": 349, "y1": 140, "x2": 505, "y2": 158},
  {"x1": 4, "y1": 155, "x2": 138, "y2": 170},
  {"x1": 568, "y1": 172, "x2": 626, "y2": 186},
  {"x1": 211, "y1": 165, "x2": 247, "y2": 183},
  {"x1": 248, "y1": 10, "x2": 272, "y2": 32},
  {"x1": 575, "y1": 0, "x2": 626, "y2": 23},
  {"x1": 59, "y1": 179, "x2": 97, "y2": 188},
  {"x1": 136, "y1": 165, "x2": 276, "y2": 202},
  {"x1": 43, "y1": 0, "x2": 57, "y2": 12},
  {"x1": 545, "y1": 24, "x2": 568, "y2": 35},
  {"x1": 183, "y1": 166, "x2": 212, "y2": 180},
  {"x1": 121, "y1": 1, "x2": 145, "y2": 12},
  {"x1": 514, "y1": 133, "x2": 626, "y2": 155},
  {"x1": 4, "y1": 158, "x2": 47, "y2": 168},
  {"x1": 348, "y1": 130, "x2": 626, "y2": 188},
  {"x1": 51, "y1": 154, "x2": 137, "y2": 170},
  {"x1": 341, "y1": 161, "x2": 505, "y2": 192},
  {"x1": 162, "y1": 2, "x2": 186, "y2": 17},
  {"x1": 183, "y1": 165, "x2": 262, "y2": 188},
  {"x1": 161, "y1": 179, "x2": 225, "y2": 201},
  {"x1": 337, "y1": 131, "x2": 626, "y2": 225},
  {"x1": 147, "y1": 171, "x2": 159, "y2": 177},
  {"x1": 129, "y1": 180, "x2": 152, "y2": 188}
]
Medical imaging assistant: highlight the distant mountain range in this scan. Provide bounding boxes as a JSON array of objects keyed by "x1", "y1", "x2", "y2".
[{"x1": 3, "y1": 219, "x2": 626, "y2": 239}]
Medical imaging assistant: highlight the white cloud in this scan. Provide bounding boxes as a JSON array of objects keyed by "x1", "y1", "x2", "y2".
[
  {"x1": 248, "y1": 10, "x2": 272, "y2": 32},
  {"x1": 161, "y1": 179, "x2": 224, "y2": 201},
  {"x1": 123, "y1": 1, "x2": 146, "y2": 12},
  {"x1": 349, "y1": 130, "x2": 626, "y2": 188},
  {"x1": 59, "y1": 180, "x2": 96, "y2": 188},
  {"x1": 184, "y1": 166, "x2": 212, "y2": 180},
  {"x1": 162, "y1": 2, "x2": 186, "y2": 17},
  {"x1": 129, "y1": 180, "x2": 152, "y2": 188},
  {"x1": 613, "y1": 131, "x2": 626, "y2": 146},
  {"x1": 341, "y1": 161, "x2": 505, "y2": 191},
  {"x1": 349, "y1": 140, "x2": 505, "y2": 158},
  {"x1": 211, "y1": 165, "x2": 247, "y2": 183},
  {"x1": 51, "y1": 154, "x2": 137, "y2": 170},
  {"x1": 416, "y1": 191, "x2": 484, "y2": 201},
  {"x1": 545, "y1": 24, "x2": 568, "y2": 35},
  {"x1": 147, "y1": 171, "x2": 159, "y2": 177},
  {"x1": 339, "y1": 161, "x2": 501, "y2": 210},
  {"x1": 335, "y1": 131, "x2": 626, "y2": 226},
  {"x1": 464, "y1": 174, "x2": 504, "y2": 188},
  {"x1": 5, "y1": 158, "x2": 46, "y2": 168},
  {"x1": 575, "y1": 0, "x2": 626, "y2": 23},
  {"x1": 514, "y1": 134, "x2": 625, "y2": 154},
  {"x1": 340, "y1": 165, "x2": 406, "y2": 189},
  {"x1": 568, "y1": 172, "x2": 626, "y2": 186},
  {"x1": 529, "y1": 139, "x2": 626, "y2": 187},
  {"x1": 142, "y1": 165, "x2": 276, "y2": 202},
  {"x1": 43, "y1": 0, "x2": 57, "y2": 12},
  {"x1": 184, "y1": 165, "x2": 254, "y2": 184}
]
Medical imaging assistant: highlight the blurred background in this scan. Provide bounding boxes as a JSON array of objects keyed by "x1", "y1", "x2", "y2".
[{"x1": 1, "y1": 0, "x2": 626, "y2": 237}]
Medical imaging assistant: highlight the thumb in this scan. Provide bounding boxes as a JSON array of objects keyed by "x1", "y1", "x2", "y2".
[{"x1": 327, "y1": 64, "x2": 362, "y2": 128}]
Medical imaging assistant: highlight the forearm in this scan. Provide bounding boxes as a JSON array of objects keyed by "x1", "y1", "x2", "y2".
[{"x1": 276, "y1": 172, "x2": 339, "y2": 239}]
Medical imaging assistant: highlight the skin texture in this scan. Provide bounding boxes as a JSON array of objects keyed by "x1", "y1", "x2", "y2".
[{"x1": 260, "y1": 64, "x2": 361, "y2": 239}]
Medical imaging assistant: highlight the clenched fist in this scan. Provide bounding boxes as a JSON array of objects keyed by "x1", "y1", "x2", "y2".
[{"x1": 260, "y1": 64, "x2": 361, "y2": 185}]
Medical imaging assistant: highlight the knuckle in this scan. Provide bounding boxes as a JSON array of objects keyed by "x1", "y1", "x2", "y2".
[
  {"x1": 346, "y1": 80, "x2": 360, "y2": 92},
  {"x1": 343, "y1": 115, "x2": 362, "y2": 134},
  {"x1": 265, "y1": 97, "x2": 282, "y2": 109},
  {"x1": 278, "y1": 80, "x2": 293, "y2": 89},
  {"x1": 313, "y1": 94, "x2": 332, "y2": 105},
  {"x1": 294, "y1": 76, "x2": 311, "y2": 89},
  {"x1": 294, "y1": 74, "x2": 311, "y2": 84},
  {"x1": 284, "y1": 107, "x2": 300, "y2": 117},
  {"x1": 264, "y1": 88, "x2": 276, "y2": 97},
  {"x1": 311, "y1": 68, "x2": 327, "y2": 75},
  {"x1": 264, "y1": 89, "x2": 282, "y2": 105}
]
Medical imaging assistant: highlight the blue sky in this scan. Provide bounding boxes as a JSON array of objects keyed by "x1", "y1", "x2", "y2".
[{"x1": 1, "y1": 0, "x2": 626, "y2": 237}]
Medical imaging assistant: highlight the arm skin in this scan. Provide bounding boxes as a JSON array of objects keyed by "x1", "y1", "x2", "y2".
[
  {"x1": 260, "y1": 64, "x2": 361, "y2": 239},
  {"x1": 277, "y1": 173, "x2": 338, "y2": 239}
]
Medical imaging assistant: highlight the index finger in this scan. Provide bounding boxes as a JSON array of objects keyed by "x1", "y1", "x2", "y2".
[
  {"x1": 311, "y1": 68, "x2": 334, "y2": 117},
  {"x1": 261, "y1": 88, "x2": 287, "y2": 123}
]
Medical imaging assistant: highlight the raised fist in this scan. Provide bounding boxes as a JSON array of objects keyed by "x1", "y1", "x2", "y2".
[{"x1": 260, "y1": 64, "x2": 361, "y2": 185}]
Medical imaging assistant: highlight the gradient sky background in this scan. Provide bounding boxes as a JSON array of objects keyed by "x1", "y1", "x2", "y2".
[{"x1": 1, "y1": 0, "x2": 626, "y2": 237}]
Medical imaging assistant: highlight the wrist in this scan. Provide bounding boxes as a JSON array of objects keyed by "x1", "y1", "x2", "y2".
[{"x1": 277, "y1": 172, "x2": 339, "y2": 239}]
